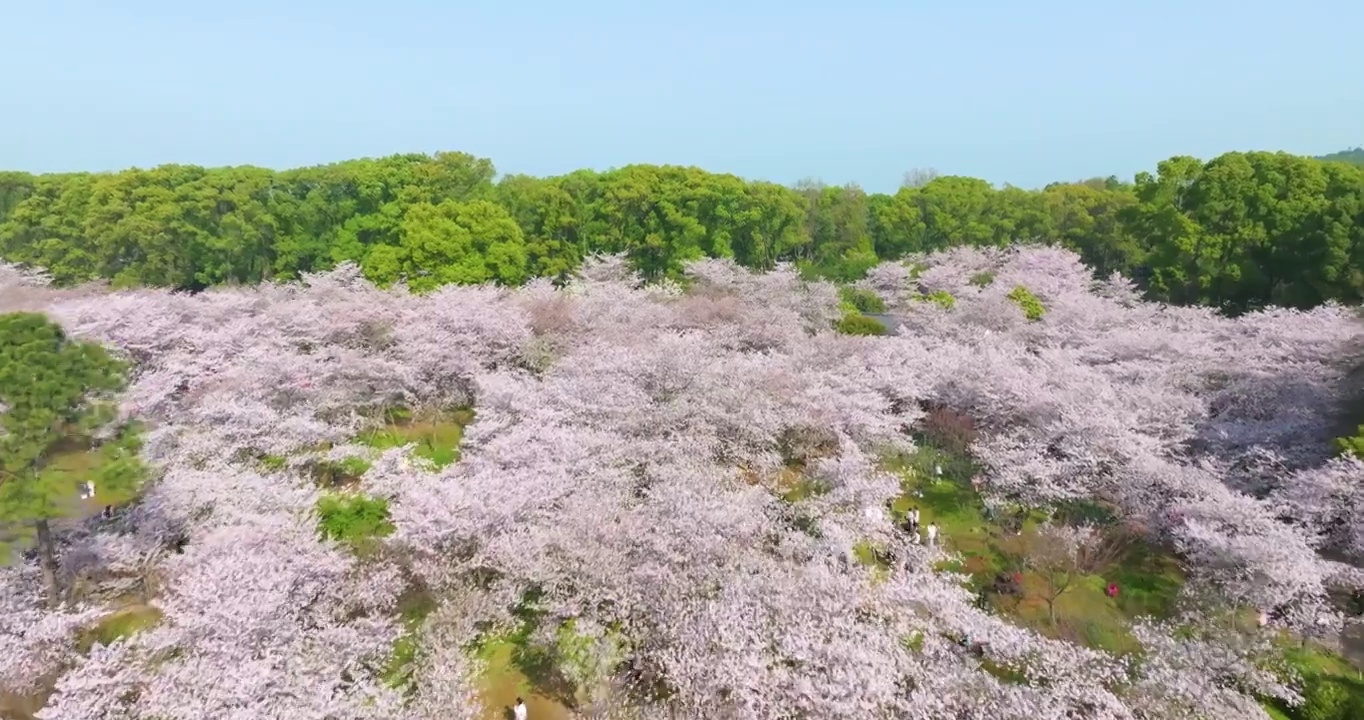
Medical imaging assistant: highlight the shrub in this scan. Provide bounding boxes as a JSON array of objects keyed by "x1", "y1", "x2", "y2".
[
  {"x1": 838, "y1": 286, "x2": 886, "y2": 314},
  {"x1": 834, "y1": 313, "x2": 887, "y2": 336},
  {"x1": 1007, "y1": 285, "x2": 1045, "y2": 321}
]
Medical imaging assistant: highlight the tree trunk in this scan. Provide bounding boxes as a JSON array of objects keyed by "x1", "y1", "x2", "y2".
[{"x1": 34, "y1": 518, "x2": 61, "y2": 609}]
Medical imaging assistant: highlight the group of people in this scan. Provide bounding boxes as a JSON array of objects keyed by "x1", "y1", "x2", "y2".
[{"x1": 900, "y1": 506, "x2": 939, "y2": 546}]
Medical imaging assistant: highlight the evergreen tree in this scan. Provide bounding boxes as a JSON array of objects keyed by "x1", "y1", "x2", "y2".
[{"x1": 0, "y1": 312, "x2": 141, "y2": 607}]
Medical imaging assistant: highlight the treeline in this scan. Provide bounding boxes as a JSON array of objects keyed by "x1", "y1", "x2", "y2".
[
  {"x1": 1318, "y1": 147, "x2": 1364, "y2": 166},
  {"x1": 2, "y1": 149, "x2": 1363, "y2": 312}
]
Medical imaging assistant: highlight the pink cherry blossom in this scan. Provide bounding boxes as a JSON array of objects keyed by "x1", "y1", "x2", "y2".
[{"x1": 2, "y1": 248, "x2": 1359, "y2": 719}]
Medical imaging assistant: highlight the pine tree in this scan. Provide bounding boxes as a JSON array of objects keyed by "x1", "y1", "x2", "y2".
[{"x1": 0, "y1": 312, "x2": 141, "y2": 607}]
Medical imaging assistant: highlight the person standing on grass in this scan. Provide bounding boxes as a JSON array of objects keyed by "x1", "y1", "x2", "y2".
[
  {"x1": 909, "y1": 507, "x2": 920, "y2": 535},
  {"x1": 926, "y1": 521, "x2": 939, "y2": 547},
  {"x1": 514, "y1": 697, "x2": 527, "y2": 720}
]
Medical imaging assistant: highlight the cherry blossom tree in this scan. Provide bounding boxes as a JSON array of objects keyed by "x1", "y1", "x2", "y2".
[{"x1": 3, "y1": 247, "x2": 1361, "y2": 719}]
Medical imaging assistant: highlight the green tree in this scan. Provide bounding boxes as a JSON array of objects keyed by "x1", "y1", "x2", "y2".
[
  {"x1": 0, "y1": 313, "x2": 141, "y2": 607},
  {"x1": 363, "y1": 199, "x2": 529, "y2": 291},
  {"x1": 5, "y1": 148, "x2": 1364, "y2": 314},
  {"x1": 1041, "y1": 182, "x2": 1142, "y2": 279},
  {"x1": 495, "y1": 174, "x2": 585, "y2": 281},
  {"x1": 732, "y1": 181, "x2": 809, "y2": 269},
  {"x1": 0, "y1": 171, "x2": 35, "y2": 225},
  {"x1": 914, "y1": 176, "x2": 997, "y2": 249},
  {"x1": 869, "y1": 188, "x2": 927, "y2": 259},
  {"x1": 987, "y1": 185, "x2": 1054, "y2": 246},
  {"x1": 1122, "y1": 156, "x2": 1209, "y2": 305}
]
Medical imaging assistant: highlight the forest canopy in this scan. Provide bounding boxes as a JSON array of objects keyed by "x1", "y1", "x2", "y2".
[{"x1": 2, "y1": 147, "x2": 1364, "y2": 314}]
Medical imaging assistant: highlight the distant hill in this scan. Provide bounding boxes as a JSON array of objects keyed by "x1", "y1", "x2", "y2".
[{"x1": 1318, "y1": 147, "x2": 1364, "y2": 165}]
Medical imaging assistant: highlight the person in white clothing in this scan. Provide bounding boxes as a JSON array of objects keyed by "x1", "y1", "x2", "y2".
[
  {"x1": 513, "y1": 698, "x2": 527, "y2": 720},
  {"x1": 901, "y1": 507, "x2": 920, "y2": 536},
  {"x1": 926, "y1": 522, "x2": 939, "y2": 546}
]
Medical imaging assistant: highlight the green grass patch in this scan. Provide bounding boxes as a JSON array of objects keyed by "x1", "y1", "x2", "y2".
[
  {"x1": 978, "y1": 656, "x2": 1031, "y2": 685},
  {"x1": 1264, "y1": 645, "x2": 1364, "y2": 719},
  {"x1": 1007, "y1": 285, "x2": 1046, "y2": 321},
  {"x1": 316, "y1": 493, "x2": 394, "y2": 552},
  {"x1": 469, "y1": 593, "x2": 579, "y2": 719},
  {"x1": 918, "y1": 290, "x2": 955, "y2": 309},
  {"x1": 1284, "y1": 646, "x2": 1361, "y2": 678},
  {"x1": 45, "y1": 440, "x2": 147, "y2": 509},
  {"x1": 886, "y1": 447, "x2": 1008, "y2": 580},
  {"x1": 76, "y1": 604, "x2": 163, "y2": 652},
  {"x1": 259, "y1": 454, "x2": 288, "y2": 471},
  {"x1": 969, "y1": 271, "x2": 996, "y2": 287},
  {"x1": 475, "y1": 640, "x2": 575, "y2": 719},
  {"x1": 852, "y1": 539, "x2": 886, "y2": 567},
  {"x1": 1103, "y1": 542, "x2": 1185, "y2": 619},
  {"x1": 885, "y1": 443, "x2": 1186, "y2": 660},
  {"x1": 995, "y1": 573, "x2": 1142, "y2": 655},
  {"x1": 1, "y1": 438, "x2": 148, "y2": 563},
  {"x1": 780, "y1": 475, "x2": 830, "y2": 503},
  {"x1": 355, "y1": 407, "x2": 474, "y2": 469},
  {"x1": 381, "y1": 586, "x2": 438, "y2": 692},
  {"x1": 1262, "y1": 702, "x2": 1294, "y2": 720}
]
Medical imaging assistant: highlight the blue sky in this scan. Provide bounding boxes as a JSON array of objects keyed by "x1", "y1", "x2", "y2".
[{"x1": 2, "y1": 0, "x2": 1360, "y2": 192}]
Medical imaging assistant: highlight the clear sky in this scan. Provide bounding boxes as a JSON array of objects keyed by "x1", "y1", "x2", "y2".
[{"x1": 3, "y1": 0, "x2": 1360, "y2": 193}]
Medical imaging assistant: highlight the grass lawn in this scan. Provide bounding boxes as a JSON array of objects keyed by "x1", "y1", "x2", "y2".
[
  {"x1": 1265, "y1": 643, "x2": 1364, "y2": 719},
  {"x1": 882, "y1": 445, "x2": 1183, "y2": 658},
  {"x1": 475, "y1": 639, "x2": 574, "y2": 720},
  {"x1": 47, "y1": 447, "x2": 144, "y2": 511},
  {"x1": 381, "y1": 586, "x2": 438, "y2": 692},
  {"x1": 1, "y1": 447, "x2": 144, "y2": 565},
  {"x1": 382, "y1": 582, "x2": 575, "y2": 719},
  {"x1": 355, "y1": 406, "x2": 474, "y2": 469},
  {"x1": 883, "y1": 443, "x2": 1364, "y2": 715},
  {"x1": 75, "y1": 603, "x2": 164, "y2": 652}
]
